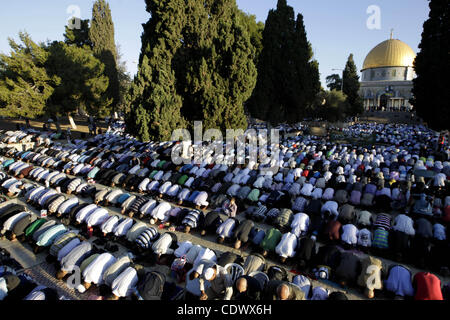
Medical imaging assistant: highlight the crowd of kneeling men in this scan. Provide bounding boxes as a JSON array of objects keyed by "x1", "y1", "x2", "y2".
[{"x1": 0, "y1": 124, "x2": 449, "y2": 300}]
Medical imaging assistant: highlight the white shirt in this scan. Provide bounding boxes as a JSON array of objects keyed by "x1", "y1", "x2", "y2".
[
  {"x1": 253, "y1": 176, "x2": 265, "y2": 188},
  {"x1": 151, "y1": 202, "x2": 172, "y2": 221},
  {"x1": 139, "y1": 199, "x2": 158, "y2": 217},
  {"x1": 57, "y1": 198, "x2": 79, "y2": 216},
  {"x1": 434, "y1": 173, "x2": 447, "y2": 187},
  {"x1": 175, "y1": 241, "x2": 193, "y2": 258},
  {"x1": 38, "y1": 189, "x2": 58, "y2": 207},
  {"x1": 128, "y1": 165, "x2": 141, "y2": 175},
  {"x1": 101, "y1": 216, "x2": 120, "y2": 234},
  {"x1": 23, "y1": 286, "x2": 47, "y2": 300},
  {"x1": 106, "y1": 190, "x2": 124, "y2": 204},
  {"x1": 61, "y1": 242, "x2": 93, "y2": 272},
  {"x1": 152, "y1": 233, "x2": 174, "y2": 256},
  {"x1": 322, "y1": 188, "x2": 335, "y2": 200},
  {"x1": 193, "y1": 248, "x2": 217, "y2": 267},
  {"x1": 433, "y1": 223, "x2": 446, "y2": 241},
  {"x1": 275, "y1": 232, "x2": 297, "y2": 258},
  {"x1": 86, "y1": 208, "x2": 110, "y2": 227},
  {"x1": 2, "y1": 212, "x2": 29, "y2": 232},
  {"x1": 186, "y1": 245, "x2": 204, "y2": 264},
  {"x1": 300, "y1": 184, "x2": 314, "y2": 197},
  {"x1": 341, "y1": 224, "x2": 359, "y2": 245},
  {"x1": 357, "y1": 228, "x2": 372, "y2": 247},
  {"x1": 216, "y1": 219, "x2": 236, "y2": 238},
  {"x1": 113, "y1": 218, "x2": 134, "y2": 237},
  {"x1": 184, "y1": 177, "x2": 195, "y2": 188},
  {"x1": 166, "y1": 185, "x2": 180, "y2": 197},
  {"x1": 310, "y1": 287, "x2": 329, "y2": 300},
  {"x1": 193, "y1": 192, "x2": 208, "y2": 206},
  {"x1": 291, "y1": 213, "x2": 310, "y2": 237},
  {"x1": 83, "y1": 253, "x2": 117, "y2": 285},
  {"x1": 57, "y1": 238, "x2": 81, "y2": 262},
  {"x1": 76, "y1": 204, "x2": 98, "y2": 224},
  {"x1": 111, "y1": 267, "x2": 139, "y2": 298},
  {"x1": 7, "y1": 181, "x2": 23, "y2": 196},
  {"x1": 159, "y1": 182, "x2": 172, "y2": 194},
  {"x1": 311, "y1": 188, "x2": 323, "y2": 200},
  {"x1": 321, "y1": 201, "x2": 339, "y2": 218},
  {"x1": 392, "y1": 214, "x2": 415, "y2": 236}
]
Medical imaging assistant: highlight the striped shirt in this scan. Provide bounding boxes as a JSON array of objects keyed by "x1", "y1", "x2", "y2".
[
  {"x1": 372, "y1": 228, "x2": 389, "y2": 249},
  {"x1": 374, "y1": 213, "x2": 392, "y2": 231}
]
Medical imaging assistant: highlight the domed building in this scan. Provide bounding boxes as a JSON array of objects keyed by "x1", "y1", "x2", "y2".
[{"x1": 359, "y1": 34, "x2": 416, "y2": 112}]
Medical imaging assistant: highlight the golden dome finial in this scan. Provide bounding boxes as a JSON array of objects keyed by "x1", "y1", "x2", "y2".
[{"x1": 390, "y1": 29, "x2": 394, "y2": 40}]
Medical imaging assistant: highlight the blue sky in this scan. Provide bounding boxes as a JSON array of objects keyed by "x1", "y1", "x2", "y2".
[{"x1": 0, "y1": 0, "x2": 430, "y2": 87}]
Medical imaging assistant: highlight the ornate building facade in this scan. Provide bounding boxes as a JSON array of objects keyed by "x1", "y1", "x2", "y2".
[{"x1": 359, "y1": 36, "x2": 416, "y2": 111}]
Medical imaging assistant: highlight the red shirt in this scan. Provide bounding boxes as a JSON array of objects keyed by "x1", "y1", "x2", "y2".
[
  {"x1": 413, "y1": 272, "x2": 444, "y2": 300},
  {"x1": 142, "y1": 156, "x2": 152, "y2": 165}
]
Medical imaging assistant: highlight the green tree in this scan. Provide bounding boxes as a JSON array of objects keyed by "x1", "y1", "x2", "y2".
[
  {"x1": 89, "y1": 0, "x2": 119, "y2": 114},
  {"x1": 128, "y1": 0, "x2": 257, "y2": 140},
  {"x1": 316, "y1": 89, "x2": 351, "y2": 122},
  {"x1": 0, "y1": 32, "x2": 59, "y2": 118},
  {"x1": 175, "y1": 0, "x2": 257, "y2": 132},
  {"x1": 412, "y1": 0, "x2": 449, "y2": 131},
  {"x1": 64, "y1": 18, "x2": 92, "y2": 48},
  {"x1": 326, "y1": 73, "x2": 342, "y2": 91},
  {"x1": 290, "y1": 13, "x2": 321, "y2": 123},
  {"x1": 247, "y1": 0, "x2": 319, "y2": 124},
  {"x1": 116, "y1": 46, "x2": 132, "y2": 114},
  {"x1": 247, "y1": 0, "x2": 296, "y2": 123},
  {"x1": 127, "y1": 0, "x2": 186, "y2": 142},
  {"x1": 44, "y1": 41, "x2": 110, "y2": 117},
  {"x1": 343, "y1": 53, "x2": 363, "y2": 116},
  {"x1": 238, "y1": 12, "x2": 264, "y2": 66}
]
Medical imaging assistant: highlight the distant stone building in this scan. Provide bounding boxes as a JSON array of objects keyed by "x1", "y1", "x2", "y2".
[{"x1": 359, "y1": 34, "x2": 416, "y2": 112}]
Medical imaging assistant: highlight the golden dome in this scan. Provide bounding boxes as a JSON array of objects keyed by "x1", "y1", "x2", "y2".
[{"x1": 362, "y1": 39, "x2": 416, "y2": 70}]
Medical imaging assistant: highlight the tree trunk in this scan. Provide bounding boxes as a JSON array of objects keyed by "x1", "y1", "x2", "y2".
[
  {"x1": 68, "y1": 114, "x2": 77, "y2": 130},
  {"x1": 55, "y1": 116, "x2": 62, "y2": 133}
]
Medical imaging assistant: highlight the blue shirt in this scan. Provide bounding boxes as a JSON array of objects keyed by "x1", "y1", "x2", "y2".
[{"x1": 384, "y1": 266, "x2": 414, "y2": 297}]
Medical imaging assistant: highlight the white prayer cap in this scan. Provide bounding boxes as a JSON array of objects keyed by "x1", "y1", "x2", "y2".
[
  {"x1": 77, "y1": 284, "x2": 87, "y2": 293},
  {"x1": 204, "y1": 268, "x2": 215, "y2": 281}
]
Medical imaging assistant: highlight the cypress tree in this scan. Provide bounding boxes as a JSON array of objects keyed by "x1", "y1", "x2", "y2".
[
  {"x1": 238, "y1": 12, "x2": 264, "y2": 71},
  {"x1": 127, "y1": 0, "x2": 186, "y2": 142},
  {"x1": 89, "y1": 0, "x2": 119, "y2": 113},
  {"x1": 412, "y1": 0, "x2": 449, "y2": 131},
  {"x1": 247, "y1": 0, "x2": 295, "y2": 123},
  {"x1": 343, "y1": 53, "x2": 363, "y2": 116},
  {"x1": 248, "y1": 0, "x2": 319, "y2": 125},
  {"x1": 175, "y1": 0, "x2": 257, "y2": 132},
  {"x1": 290, "y1": 13, "x2": 320, "y2": 123}
]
